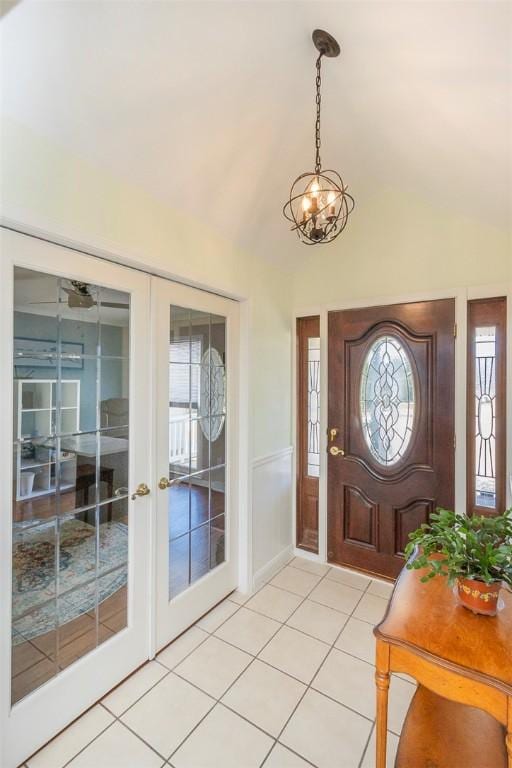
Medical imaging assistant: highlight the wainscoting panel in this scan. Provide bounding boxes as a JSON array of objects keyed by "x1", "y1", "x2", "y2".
[{"x1": 252, "y1": 447, "x2": 293, "y2": 588}]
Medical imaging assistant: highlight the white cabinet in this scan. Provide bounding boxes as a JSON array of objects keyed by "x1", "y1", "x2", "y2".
[{"x1": 14, "y1": 379, "x2": 80, "y2": 500}]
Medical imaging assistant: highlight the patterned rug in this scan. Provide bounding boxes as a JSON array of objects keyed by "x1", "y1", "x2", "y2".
[{"x1": 12, "y1": 518, "x2": 128, "y2": 644}]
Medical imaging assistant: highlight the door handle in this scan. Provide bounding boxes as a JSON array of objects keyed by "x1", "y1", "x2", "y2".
[
  {"x1": 329, "y1": 446, "x2": 345, "y2": 456},
  {"x1": 131, "y1": 482, "x2": 150, "y2": 500},
  {"x1": 158, "y1": 464, "x2": 226, "y2": 491}
]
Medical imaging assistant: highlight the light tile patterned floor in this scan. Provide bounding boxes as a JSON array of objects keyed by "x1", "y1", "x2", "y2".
[{"x1": 25, "y1": 557, "x2": 415, "y2": 768}]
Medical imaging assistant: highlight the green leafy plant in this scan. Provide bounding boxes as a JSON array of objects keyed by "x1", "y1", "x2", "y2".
[{"x1": 404, "y1": 508, "x2": 512, "y2": 587}]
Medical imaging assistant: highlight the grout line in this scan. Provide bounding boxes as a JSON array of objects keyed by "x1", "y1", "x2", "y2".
[
  {"x1": 58, "y1": 718, "x2": 138, "y2": 768},
  {"x1": 56, "y1": 615, "x2": 239, "y2": 768},
  {"x1": 261, "y1": 742, "x2": 318, "y2": 768},
  {"x1": 32, "y1": 560, "x2": 396, "y2": 768},
  {"x1": 24, "y1": 702, "x2": 114, "y2": 768},
  {"x1": 164, "y1": 563, "x2": 395, "y2": 766},
  {"x1": 358, "y1": 721, "x2": 376, "y2": 768},
  {"x1": 262, "y1": 570, "x2": 377, "y2": 766},
  {"x1": 166, "y1": 561, "x2": 328, "y2": 765},
  {"x1": 114, "y1": 720, "x2": 169, "y2": 763}
]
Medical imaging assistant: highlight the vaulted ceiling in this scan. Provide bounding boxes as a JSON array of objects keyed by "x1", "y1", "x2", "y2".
[{"x1": 1, "y1": 0, "x2": 511, "y2": 267}]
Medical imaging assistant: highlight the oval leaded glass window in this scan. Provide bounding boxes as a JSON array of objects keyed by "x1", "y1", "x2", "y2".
[
  {"x1": 199, "y1": 347, "x2": 226, "y2": 442},
  {"x1": 360, "y1": 335, "x2": 415, "y2": 466}
]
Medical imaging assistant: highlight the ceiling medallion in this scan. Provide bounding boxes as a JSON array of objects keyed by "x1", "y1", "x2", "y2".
[{"x1": 283, "y1": 29, "x2": 355, "y2": 245}]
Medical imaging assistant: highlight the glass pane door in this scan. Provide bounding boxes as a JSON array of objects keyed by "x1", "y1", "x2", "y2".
[
  {"x1": 168, "y1": 307, "x2": 226, "y2": 598},
  {"x1": 11, "y1": 267, "x2": 130, "y2": 703},
  {"x1": 154, "y1": 279, "x2": 238, "y2": 650},
  {"x1": 2, "y1": 230, "x2": 151, "y2": 768}
]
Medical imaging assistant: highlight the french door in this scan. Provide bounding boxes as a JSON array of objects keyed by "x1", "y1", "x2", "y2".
[
  {"x1": 153, "y1": 278, "x2": 239, "y2": 650},
  {"x1": 0, "y1": 229, "x2": 152, "y2": 767},
  {"x1": 327, "y1": 299, "x2": 455, "y2": 579}
]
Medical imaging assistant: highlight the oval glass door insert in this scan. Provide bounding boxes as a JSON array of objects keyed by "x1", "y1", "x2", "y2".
[
  {"x1": 199, "y1": 347, "x2": 226, "y2": 442},
  {"x1": 360, "y1": 335, "x2": 415, "y2": 466}
]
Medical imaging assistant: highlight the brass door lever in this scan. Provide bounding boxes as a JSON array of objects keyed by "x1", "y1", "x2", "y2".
[{"x1": 131, "y1": 483, "x2": 150, "y2": 500}]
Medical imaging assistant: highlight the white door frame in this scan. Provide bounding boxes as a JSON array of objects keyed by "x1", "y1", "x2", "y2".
[
  {"x1": 151, "y1": 277, "x2": 240, "y2": 652},
  {"x1": 292, "y1": 283, "x2": 512, "y2": 565},
  {"x1": 0, "y1": 229, "x2": 152, "y2": 768}
]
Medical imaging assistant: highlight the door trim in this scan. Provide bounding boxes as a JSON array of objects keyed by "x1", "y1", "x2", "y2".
[
  {"x1": 293, "y1": 283, "x2": 512, "y2": 566},
  {"x1": 0, "y1": 218, "x2": 245, "y2": 301}
]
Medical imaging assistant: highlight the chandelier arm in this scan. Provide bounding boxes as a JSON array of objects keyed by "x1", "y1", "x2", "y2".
[{"x1": 315, "y1": 53, "x2": 323, "y2": 174}]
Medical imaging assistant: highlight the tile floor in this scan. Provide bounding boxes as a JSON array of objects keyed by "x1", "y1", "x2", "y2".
[{"x1": 24, "y1": 556, "x2": 414, "y2": 768}]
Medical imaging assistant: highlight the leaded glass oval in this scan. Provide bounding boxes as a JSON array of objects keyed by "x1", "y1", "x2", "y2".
[
  {"x1": 199, "y1": 346, "x2": 226, "y2": 441},
  {"x1": 360, "y1": 335, "x2": 415, "y2": 466}
]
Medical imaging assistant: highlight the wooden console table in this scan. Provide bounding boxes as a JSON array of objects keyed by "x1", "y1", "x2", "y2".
[{"x1": 374, "y1": 559, "x2": 512, "y2": 768}]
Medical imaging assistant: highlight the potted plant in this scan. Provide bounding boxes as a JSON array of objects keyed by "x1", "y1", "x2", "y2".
[{"x1": 404, "y1": 508, "x2": 512, "y2": 616}]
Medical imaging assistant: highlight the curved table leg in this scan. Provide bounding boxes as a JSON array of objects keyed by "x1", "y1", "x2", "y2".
[{"x1": 375, "y1": 639, "x2": 391, "y2": 768}]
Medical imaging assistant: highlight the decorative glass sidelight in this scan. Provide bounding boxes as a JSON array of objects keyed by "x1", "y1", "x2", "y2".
[
  {"x1": 473, "y1": 326, "x2": 497, "y2": 508},
  {"x1": 307, "y1": 337, "x2": 321, "y2": 477},
  {"x1": 168, "y1": 307, "x2": 226, "y2": 599},
  {"x1": 360, "y1": 335, "x2": 415, "y2": 466},
  {"x1": 11, "y1": 267, "x2": 130, "y2": 704}
]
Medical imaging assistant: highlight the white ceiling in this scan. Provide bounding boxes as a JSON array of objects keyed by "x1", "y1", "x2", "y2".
[{"x1": 1, "y1": 0, "x2": 511, "y2": 267}]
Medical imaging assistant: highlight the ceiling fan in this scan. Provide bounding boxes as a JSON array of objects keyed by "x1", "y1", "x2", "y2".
[{"x1": 30, "y1": 281, "x2": 129, "y2": 310}]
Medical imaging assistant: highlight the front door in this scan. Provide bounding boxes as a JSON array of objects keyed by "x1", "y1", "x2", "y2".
[
  {"x1": 153, "y1": 278, "x2": 239, "y2": 650},
  {"x1": 0, "y1": 229, "x2": 151, "y2": 768},
  {"x1": 327, "y1": 299, "x2": 455, "y2": 579}
]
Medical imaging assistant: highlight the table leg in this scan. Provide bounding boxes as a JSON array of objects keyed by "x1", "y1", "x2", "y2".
[
  {"x1": 375, "y1": 639, "x2": 391, "y2": 768},
  {"x1": 507, "y1": 696, "x2": 512, "y2": 768}
]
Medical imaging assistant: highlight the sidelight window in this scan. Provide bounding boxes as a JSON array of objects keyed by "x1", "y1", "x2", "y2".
[
  {"x1": 467, "y1": 298, "x2": 506, "y2": 515},
  {"x1": 296, "y1": 316, "x2": 320, "y2": 553},
  {"x1": 307, "y1": 337, "x2": 321, "y2": 478}
]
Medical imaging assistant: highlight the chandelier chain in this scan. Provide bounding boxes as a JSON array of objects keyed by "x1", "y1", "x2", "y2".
[{"x1": 315, "y1": 54, "x2": 322, "y2": 174}]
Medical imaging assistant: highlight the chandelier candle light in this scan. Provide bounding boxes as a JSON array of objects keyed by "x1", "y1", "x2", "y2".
[{"x1": 283, "y1": 29, "x2": 354, "y2": 245}]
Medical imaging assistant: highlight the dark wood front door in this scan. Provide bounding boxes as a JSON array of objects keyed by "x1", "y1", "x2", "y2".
[{"x1": 327, "y1": 299, "x2": 455, "y2": 579}]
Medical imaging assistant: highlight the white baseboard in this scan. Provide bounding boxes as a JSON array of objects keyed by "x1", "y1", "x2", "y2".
[
  {"x1": 252, "y1": 544, "x2": 293, "y2": 591},
  {"x1": 293, "y1": 547, "x2": 323, "y2": 563}
]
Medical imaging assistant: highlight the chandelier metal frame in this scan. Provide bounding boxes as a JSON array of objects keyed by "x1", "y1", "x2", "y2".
[{"x1": 283, "y1": 29, "x2": 355, "y2": 245}]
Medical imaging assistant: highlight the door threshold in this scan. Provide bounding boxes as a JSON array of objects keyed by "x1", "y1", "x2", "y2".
[{"x1": 327, "y1": 559, "x2": 396, "y2": 584}]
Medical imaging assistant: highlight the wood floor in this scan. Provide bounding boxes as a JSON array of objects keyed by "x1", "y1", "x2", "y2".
[
  {"x1": 11, "y1": 483, "x2": 225, "y2": 704},
  {"x1": 12, "y1": 586, "x2": 127, "y2": 704}
]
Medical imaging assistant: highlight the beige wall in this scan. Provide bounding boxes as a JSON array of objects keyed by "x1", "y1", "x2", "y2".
[
  {"x1": 1, "y1": 116, "x2": 292, "y2": 460},
  {"x1": 292, "y1": 186, "x2": 511, "y2": 309}
]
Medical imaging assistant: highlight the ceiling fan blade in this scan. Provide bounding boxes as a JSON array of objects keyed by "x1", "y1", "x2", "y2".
[
  {"x1": 68, "y1": 293, "x2": 94, "y2": 309},
  {"x1": 99, "y1": 301, "x2": 130, "y2": 309},
  {"x1": 62, "y1": 286, "x2": 74, "y2": 296},
  {"x1": 28, "y1": 300, "x2": 66, "y2": 305}
]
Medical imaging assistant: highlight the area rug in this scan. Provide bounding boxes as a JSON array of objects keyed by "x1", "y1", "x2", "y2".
[{"x1": 12, "y1": 517, "x2": 128, "y2": 643}]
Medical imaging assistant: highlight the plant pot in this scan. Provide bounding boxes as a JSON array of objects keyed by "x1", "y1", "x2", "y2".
[{"x1": 456, "y1": 577, "x2": 501, "y2": 616}]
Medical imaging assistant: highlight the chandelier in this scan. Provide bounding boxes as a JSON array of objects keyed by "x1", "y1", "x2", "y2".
[{"x1": 283, "y1": 29, "x2": 354, "y2": 245}]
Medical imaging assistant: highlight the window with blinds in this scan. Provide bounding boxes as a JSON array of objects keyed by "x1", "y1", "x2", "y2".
[{"x1": 169, "y1": 337, "x2": 202, "y2": 406}]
